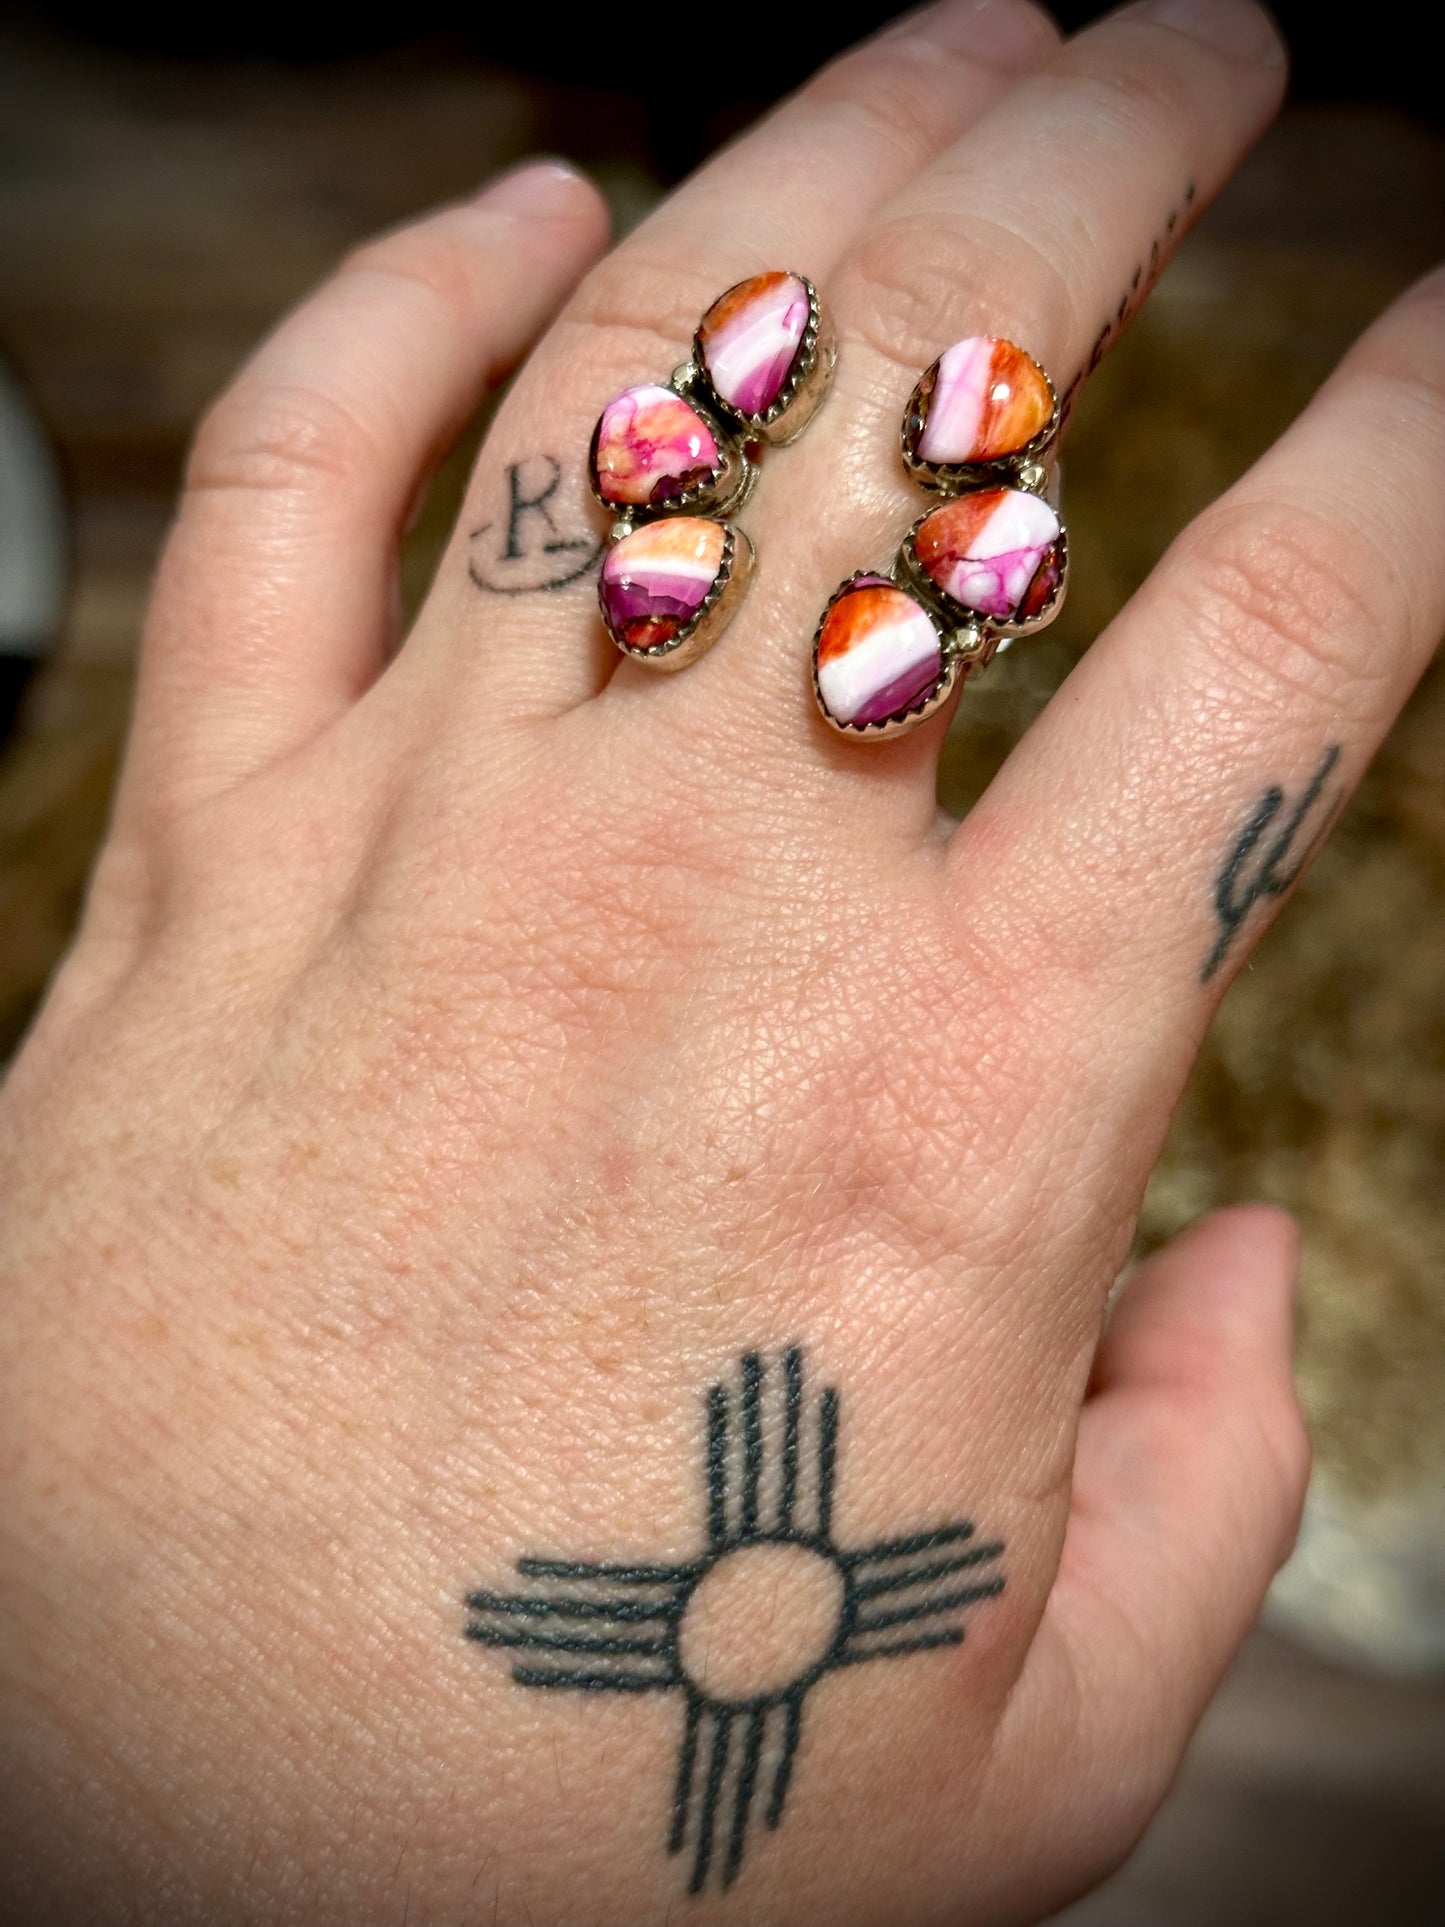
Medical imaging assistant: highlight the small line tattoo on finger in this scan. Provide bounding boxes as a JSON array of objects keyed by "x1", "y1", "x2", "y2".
[
  {"x1": 1203, "y1": 743, "x2": 1345, "y2": 982},
  {"x1": 1059, "y1": 180, "x2": 1197, "y2": 423}
]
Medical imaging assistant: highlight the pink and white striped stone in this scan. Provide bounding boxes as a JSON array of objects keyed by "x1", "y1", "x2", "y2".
[
  {"x1": 911, "y1": 487, "x2": 1061, "y2": 621},
  {"x1": 910, "y1": 336, "x2": 1054, "y2": 467},
  {"x1": 697, "y1": 272, "x2": 811, "y2": 419},
  {"x1": 599, "y1": 518, "x2": 727, "y2": 652},
  {"x1": 814, "y1": 576, "x2": 944, "y2": 728}
]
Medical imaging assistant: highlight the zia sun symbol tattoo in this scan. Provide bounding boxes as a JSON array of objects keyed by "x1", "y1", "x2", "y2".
[{"x1": 463, "y1": 1348, "x2": 1006, "y2": 1893}]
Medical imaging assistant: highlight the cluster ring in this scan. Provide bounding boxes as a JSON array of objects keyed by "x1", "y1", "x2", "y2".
[
  {"x1": 813, "y1": 335, "x2": 1070, "y2": 741},
  {"x1": 588, "y1": 272, "x2": 835, "y2": 670}
]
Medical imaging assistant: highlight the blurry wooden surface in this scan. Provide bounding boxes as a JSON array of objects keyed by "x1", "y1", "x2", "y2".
[{"x1": 0, "y1": 27, "x2": 1442, "y2": 1923}]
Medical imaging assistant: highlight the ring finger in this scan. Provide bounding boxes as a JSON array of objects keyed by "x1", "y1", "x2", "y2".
[{"x1": 951, "y1": 264, "x2": 1445, "y2": 1074}]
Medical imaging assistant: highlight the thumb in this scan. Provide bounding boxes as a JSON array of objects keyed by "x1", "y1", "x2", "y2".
[{"x1": 1015, "y1": 1206, "x2": 1312, "y2": 1871}]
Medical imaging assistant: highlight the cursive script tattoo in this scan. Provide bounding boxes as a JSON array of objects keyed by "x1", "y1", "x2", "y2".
[
  {"x1": 1059, "y1": 181, "x2": 1197, "y2": 423},
  {"x1": 1202, "y1": 744, "x2": 1344, "y2": 982},
  {"x1": 468, "y1": 454, "x2": 604, "y2": 594},
  {"x1": 463, "y1": 1348, "x2": 1005, "y2": 1894}
]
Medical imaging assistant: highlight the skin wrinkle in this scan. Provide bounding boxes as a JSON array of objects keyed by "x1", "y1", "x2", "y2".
[
  {"x1": 800, "y1": 52, "x2": 994, "y2": 174},
  {"x1": 1168, "y1": 499, "x2": 1398, "y2": 712},
  {"x1": 1040, "y1": 34, "x2": 1220, "y2": 144},
  {"x1": 847, "y1": 200, "x2": 1083, "y2": 381}
]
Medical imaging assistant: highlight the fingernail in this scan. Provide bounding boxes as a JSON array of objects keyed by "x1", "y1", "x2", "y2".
[
  {"x1": 1135, "y1": 0, "x2": 1284, "y2": 64},
  {"x1": 910, "y1": 0, "x2": 1057, "y2": 67},
  {"x1": 480, "y1": 158, "x2": 589, "y2": 219}
]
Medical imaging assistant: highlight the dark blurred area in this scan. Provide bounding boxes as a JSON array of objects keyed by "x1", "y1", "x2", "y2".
[
  {"x1": 6, "y1": 2, "x2": 1444, "y2": 164},
  {"x1": 8, "y1": 1, "x2": 1445, "y2": 110},
  {"x1": 0, "y1": 1, "x2": 1442, "y2": 1921}
]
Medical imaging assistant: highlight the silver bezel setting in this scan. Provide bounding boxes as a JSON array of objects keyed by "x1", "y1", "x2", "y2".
[
  {"x1": 586, "y1": 270, "x2": 836, "y2": 682},
  {"x1": 811, "y1": 572, "x2": 962, "y2": 743},
  {"x1": 812, "y1": 338, "x2": 1073, "y2": 744},
  {"x1": 693, "y1": 274, "x2": 836, "y2": 447},
  {"x1": 601, "y1": 523, "x2": 753, "y2": 674},
  {"x1": 900, "y1": 348, "x2": 1061, "y2": 494}
]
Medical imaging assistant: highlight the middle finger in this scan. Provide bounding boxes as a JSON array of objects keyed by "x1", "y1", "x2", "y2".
[{"x1": 677, "y1": 0, "x2": 1287, "y2": 797}]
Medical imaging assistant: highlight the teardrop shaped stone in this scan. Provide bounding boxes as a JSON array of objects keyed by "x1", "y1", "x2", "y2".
[
  {"x1": 697, "y1": 272, "x2": 811, "y2": 419},
  {"x1": 590, "y1": 384, "x2": 722, "y2": 508},
  {"x1": 908, "y1": 337, "x2": 1054, "y2": 466},
  {"x1": 599, "y1": 518, "x2": 727, "y2": 651},
  {"x1": 911, "y1": 488, "x2": 1061, "y2": 621},
  {"x1": 815, "y1": 576, "x2": 943, "y2": 728}
]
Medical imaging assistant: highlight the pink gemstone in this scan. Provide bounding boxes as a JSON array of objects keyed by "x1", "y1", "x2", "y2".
[
  {"x1": 599, "y1": 518, "x2": 727, "y2": 651},
  {"x1": 590, "y1": 384, "x2": 721, "y2": 508},
  {"x1": 815, "y1": 578, "x2": 943, "y2": 728},
  {"x1": 911, "y1": 336, "x2": 1054, "y2": 467},
  {"x1": 911, "y1": 488, "x2": 1061, "y2": 620},
  {"x1": 697, "y1": 272, "x2": 811, "y2": 419}
]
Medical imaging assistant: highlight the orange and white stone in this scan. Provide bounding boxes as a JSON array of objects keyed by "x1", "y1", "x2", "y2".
[
  {"x1": 814, "y1": 576, "x2": 943, "y2": 728},
  {"x1": 599, "y1": 517, "x2": 727, "y2": 651},
  {"x1": 910, "y1": 336, "x2": 1054, "y2": 467},
  {"x1": 911, "y1": 487, "x2": 1061, "y2": 621}
]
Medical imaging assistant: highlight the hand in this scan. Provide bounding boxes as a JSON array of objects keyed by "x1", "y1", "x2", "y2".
[{"x1": 3, "y1": 1, "x2": 1440, "y2": 1920}]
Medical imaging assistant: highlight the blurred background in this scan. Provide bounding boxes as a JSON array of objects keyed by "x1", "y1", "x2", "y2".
[{"x1": 0, "y1": 2, "x2": 1441, "y2": 1919}]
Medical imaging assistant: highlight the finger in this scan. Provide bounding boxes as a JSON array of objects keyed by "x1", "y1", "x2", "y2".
[
  {"x1": 121, "y1": 162, "x2": 610, "y2": 822},
  {"x1": 680, "y1": 0, "x2": 1288, "y2": 792},
  {"x1": 1002, "y1": 1206, "x2": 1309, "y2": 1873},
  {"x1": 949, "y1": 268, "x2": 1445, "y2": 1062},
  {"x1": 414, "y1": 0, "x2": 1061, "y2": 715}
]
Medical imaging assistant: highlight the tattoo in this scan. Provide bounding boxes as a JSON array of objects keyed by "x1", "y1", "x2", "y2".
[
  {"x1": 1202, "y1": 744, "x2": 1345, "y2": 982},
  {"x1": 468, "y1": 455, "x2": 604, "y2": 594},
  {"x1": 1059, "y1": 181, "x2": 1197, "y2": 422},
  {"x1": 464, "y1": 1348, "x2": 1005, "y2": 1894}
]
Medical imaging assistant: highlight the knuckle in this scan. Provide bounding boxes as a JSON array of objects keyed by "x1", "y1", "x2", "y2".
[
  {"x1": 801, "y1": 46, "x2": 951, "y2": 168},
  {"x1": 1172, "y1": 499, "x2": 1392, "y2": 712},
  {"x1": 564, "y1": 245, "x2": 704, "y2": 357},
  {"x1": 840, "y1": 212, "x2": 1077, "y2": 387},
  {"x1": 1049, "y1": 38, "x2": 1205, "y2": 146},
  {"x1": 339, "y1": 226, "x2": 476, "y2": 318},
  {"x1": 186, "y1": 379, "x2": 377, "y2": 500}
]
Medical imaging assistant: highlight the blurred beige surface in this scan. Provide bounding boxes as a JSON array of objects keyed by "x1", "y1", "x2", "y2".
[{"x1": 0, "y1": 30, "x2": 1442, "y2": 1922}]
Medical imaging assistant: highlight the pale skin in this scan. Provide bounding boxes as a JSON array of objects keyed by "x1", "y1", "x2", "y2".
[{"x1": 2, "y1": 0, "x2": 1443, "y2": 1918}]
